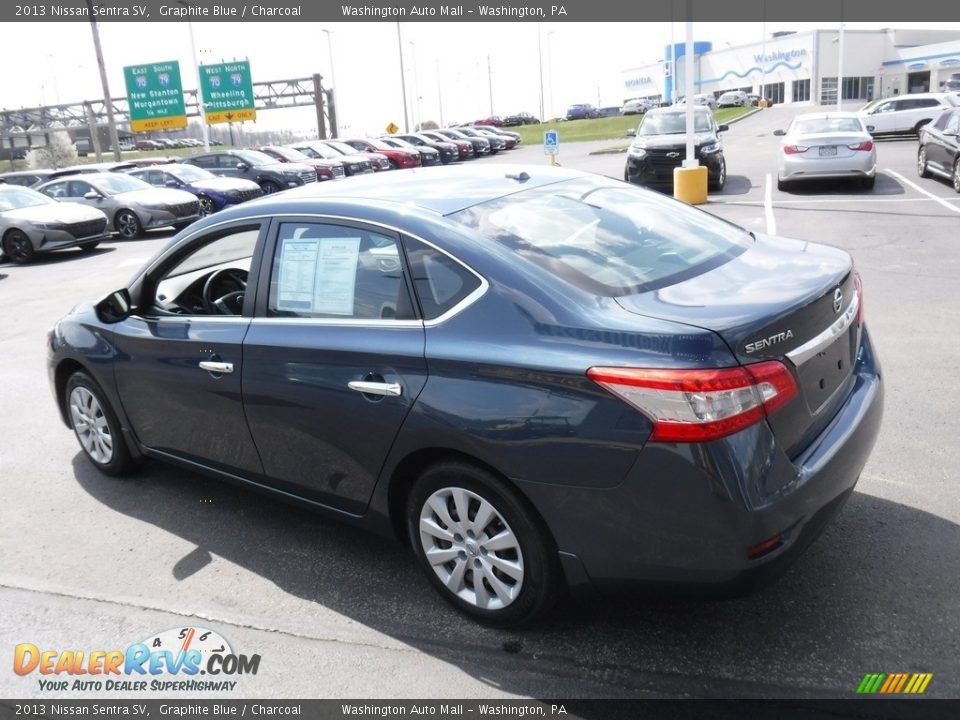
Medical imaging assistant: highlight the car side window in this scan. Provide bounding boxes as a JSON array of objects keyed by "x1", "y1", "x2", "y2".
[
  {"x1": 41, "y1": 182, "x2": 67, "y2": 198},
  {"x1": 152, "y1": 225, "x2": 262, "y2": 316},
  {"x1": 872, "y1": 101, "x2": 894, "y2": 114},
  {"x1": 267, "y1": 222, "x2": 415, "y2": 321},
  {"x1": 67, "y1": 180, "x2": 93, "y2": 197},
  {"x1": 403, "y1": 236, "x2": 482, "y2": 321},
  {"x1": 946, "y1": 112, "x2": 960, "y2": 134},
  {"x1": 189, "y1": 156, "x2": 214, "y2": 169}
]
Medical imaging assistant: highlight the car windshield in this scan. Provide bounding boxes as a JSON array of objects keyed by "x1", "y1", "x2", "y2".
[
  {"x1": 449, "y1": 177, "x2": 751, "y2": 296},
  {"x1": 441, "y1": 130, "x2": 467, "y2": 139},
  {"x1": 95, "y1": 174, "x2": 152, "y2": 194},
  {"x1": 170, "y1": 164, "x2": 215, "y2": 182},
  {"x1": 639, "y1": 112, "x2": 713, "y2": 135},
  {"x1": 385, "y1": 137, "x2": 414, "y2": 148},
  {"x1": 267, "y1": 147, "x2": 309, "y2": 162},
  {"x1": 0, "y1": 186, "x2": 54, "y2": 211},
  {"x1": 295, "y1": 143, "x2": 340, "y2": 160},
  {"x1": 792, "y1": 117, "x2": 864, "y2": 134},
  {"x1": 235, "y1": 150, "x2": 276, "y2": 166},
  {"x1": 324, "y1": 141, "x2": 360, "y2": 155}
]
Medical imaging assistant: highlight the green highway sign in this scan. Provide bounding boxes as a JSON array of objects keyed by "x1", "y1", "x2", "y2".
[
  {"x1": 200, "y1": 61, "x2": 256, "y2": 124},
  {"x1": 123, "y1": 61, "x2": 187, "y2": 133}
]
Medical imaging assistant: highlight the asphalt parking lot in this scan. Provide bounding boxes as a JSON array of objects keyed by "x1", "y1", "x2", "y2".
[{"x1": 2, "y1": 105, "x2": 959, "y2": 700}]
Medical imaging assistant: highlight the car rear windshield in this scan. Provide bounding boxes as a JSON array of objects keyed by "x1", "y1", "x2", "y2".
[
  {"x1": 639, "y1": 112, "x2": 713, "y2": 135},
  {"x1": 793, "y1": 117, "x2": 864, "y2": 134},
  {"x1": 448, "y1": 178, "x2": 751, "y2": 296}
]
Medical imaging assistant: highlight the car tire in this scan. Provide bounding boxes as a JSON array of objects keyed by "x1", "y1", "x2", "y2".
[
  {"x1": 709, "y1": 159, "x2": 727, "y2": 191},
  {"x1": 197, "y1": 195, "x2": 215, "y2": 216},
  {"x1": 114, "y1": 209, "x2": 143, "y2": 239},
  {"x1": 2, "y1": 229, "x2": 36, "y2": 264},
  {"x1": 860, "y1": 176, "x2": 876, "y2": 190},
  {"x1": 953, "y1": 159, "x2": 960, "y2": 194},
  {"x1": 917, "y1": 147, "x2": 931, "y2": 178},
  {"x1": 65, "y1": 371, "x2": 136, "y2": 477},
  {"x1": 777, "y1": 177, "x2": 790, "y2": 192},
  {"x1": 260, "y1": 180, "x2": 281, "y2": 194},
  {"x1": 407, "y1": 461, "x2": 557, "y2": 627},
  {"x1": 79, "y1": 241, "x2": 100, "y2": 253}
]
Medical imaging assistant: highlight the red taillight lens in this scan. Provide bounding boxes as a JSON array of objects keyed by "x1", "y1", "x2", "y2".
[
  {"x1": 848, "y1": 141, "x2": 874, "y2": 152},
  {"x1": 587, "y1": 361, "x2": 798, "y2": 443},
  {"x1": 783, "y1": 145, "x2": 809, "y2": 155},
  {"x1": 853, "y1": 271, "x2": 864, "y2": 327}
]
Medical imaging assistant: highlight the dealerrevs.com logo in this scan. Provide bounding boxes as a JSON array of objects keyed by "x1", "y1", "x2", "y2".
[{"x1": 13, "y1": 626, "x2": 261, "y2": 692}]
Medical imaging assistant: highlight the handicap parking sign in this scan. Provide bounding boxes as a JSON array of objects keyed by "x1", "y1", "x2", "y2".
[{"x1": 543, "y1": 130, "x2": 559, "y2": 155}]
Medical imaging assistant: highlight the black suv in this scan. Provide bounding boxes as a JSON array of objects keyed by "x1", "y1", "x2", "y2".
[
  {"x1": 180, "y1": 150, "x2": 316, "y2": 194},
  {"x1": 624, "y1": 107, "x2": 728, "y2": 191}
]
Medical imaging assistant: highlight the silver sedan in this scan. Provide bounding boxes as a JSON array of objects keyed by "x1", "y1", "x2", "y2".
[
  {"x1": 775, "y1": 112, "x2": 877, "y2": 190},
  {"x1": 0, "y1": 185, "x2": 110, "y2": 264},
  {"x1": 35, "y1": 173, "x2": 200, "y2": 239}
]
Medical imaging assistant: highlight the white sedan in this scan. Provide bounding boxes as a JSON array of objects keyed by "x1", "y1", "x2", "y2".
[{"x1": 774, "y1": 112, "x2": 877, "y2": 190}]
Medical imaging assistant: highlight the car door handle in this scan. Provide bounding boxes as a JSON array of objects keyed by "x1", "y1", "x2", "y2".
[
  {"x1": 348, "y1": 380, "x2": 402, "y2": 397},
  {"x1": 199, "y1": 360, "x2": 234, "y2": 374}
]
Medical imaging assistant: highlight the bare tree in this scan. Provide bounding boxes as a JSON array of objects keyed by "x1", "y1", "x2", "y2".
[
  {"x1": 26, "y1": 129, "x2": 78, "y2": 170},
  {"x1": 418, "y1": 120, "x2": 439, "y2": 130}
]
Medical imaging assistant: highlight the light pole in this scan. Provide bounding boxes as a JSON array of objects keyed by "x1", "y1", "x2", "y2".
[
  {"x1": 396, "y1": 23, "x2": 410, "y2": 132},
  {"x1": 436, "y1": 59, "x2": 444, "y2": 127},
  {"x1": 547, "y1": 31, "x2": 555, "y2": 120},
  {"x1": 409, "y1": 41, "x2": 421, "y2": 131},
  {"x1": 487, "y1": 55, "x2": 494, "y2": 116},
  {"x1": 322, "y1": 29, "x2": 338, "y2": 137},
  {"x1": 177, "y1": 1, "x2": 210, "y2": 151},
  {"x1": 85, "y1": 0, "x2": 121, "y2": 160},
  {"x1": 837, "y1": 22, "x2": 845, "y2": 111},
  {"x1": 537, "y1": 23, "x2": 545, "y2": 121}
]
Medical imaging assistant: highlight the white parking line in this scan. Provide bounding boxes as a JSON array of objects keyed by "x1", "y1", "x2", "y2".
[
  {"x1": 883, "y1": 169, "x2": 960, "y2": 214},
  {"x1": 764, "y1": 173, "x2": 777, "y2": 235}
]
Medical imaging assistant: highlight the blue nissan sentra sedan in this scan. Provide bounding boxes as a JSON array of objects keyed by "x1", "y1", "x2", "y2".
[{"x1": 48, "y1": 165, "x2": 883, "y2": 626}]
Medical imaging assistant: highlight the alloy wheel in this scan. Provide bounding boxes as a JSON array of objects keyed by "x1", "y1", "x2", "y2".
[
  {"x1": 918, "y1": 147, "x2": 929, "y2": 178},
  {"x1": 954, "y1": 160, "x2": 960, "y2": 193},
  {"x1": 115, "y1": 211, "x2": 141, "y2": 239},
  {"x1": 69, "y1": 386, "x2": 113, "y2": 465},
  {"x1": 418, "y1": 486, "x2": 524, "y2": 611},
  {"x1": 198, "y1": 196, "x2": 215, "y2": 216},
  {"x1": 2, "y1": 231, "x2": 34, "y2": 264}
]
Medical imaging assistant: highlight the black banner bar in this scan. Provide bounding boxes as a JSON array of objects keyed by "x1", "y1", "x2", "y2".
[
  {"x1": 4, "y1": 0, "x2": 960, "y2": 23},
  {"x1": 1, "y1": 700, "x2": 959, "y2": 720}
]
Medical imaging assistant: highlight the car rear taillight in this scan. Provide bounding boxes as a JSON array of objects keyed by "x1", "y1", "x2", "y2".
[
  {"x1": 853, "y1": 271, "x2": 864, "y2": 327},
  {"x1": 848, "y1": 141, "x2": 874, "y2": 152},
  {"x1": 783, "y1": 145, "x2": 809, "y2": 155},
  {"x1": 586, "y1": 361, "x2": 798, "y2": 442}
]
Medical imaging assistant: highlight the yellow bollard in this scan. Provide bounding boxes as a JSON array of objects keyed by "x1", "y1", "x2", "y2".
[{"x1": 673, "y1": 166, "x2": 708, "y2": 205}]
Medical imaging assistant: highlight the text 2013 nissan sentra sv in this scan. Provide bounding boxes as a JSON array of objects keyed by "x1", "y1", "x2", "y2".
[{"x1": 48, "y1": 166, "x2": 883, "y2": 626}]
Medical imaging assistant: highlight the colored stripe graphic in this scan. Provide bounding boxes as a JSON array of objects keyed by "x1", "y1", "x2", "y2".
[{"x1": 857, "y1": 672, "x2": 932, "y2": 694}]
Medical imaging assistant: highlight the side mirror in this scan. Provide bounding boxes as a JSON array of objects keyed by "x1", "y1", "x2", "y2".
[
  {"x1": 165, "y1": 180, "x2": 181, "y2": 188},
  {"x1": 95, "y1": 289, "x2": 133, "y2": 324},
  {"x1": 773, "y1": 129, "x2": 786, "y2": 137},
  {"x1": 236, "y1": 162, "x2": 250, "y2": 171},
  {"x1": 83, "y1": 190, "x2": 101, "y2": 200},
  {"x1": 718, "y1": 124, "x2": 730, "y2": 132},
  {"x1": 626, "y1": 128, "x2": 637, "y2": 137}
]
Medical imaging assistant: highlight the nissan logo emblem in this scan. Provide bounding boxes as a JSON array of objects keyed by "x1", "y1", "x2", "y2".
[{"x1": 833, "y1": 287, "x2": 843, "y2": 313}]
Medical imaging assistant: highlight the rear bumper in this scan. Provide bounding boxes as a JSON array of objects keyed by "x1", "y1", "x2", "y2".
[
  {"x1": 518, "y1": 327, "x2": 884, "y2": 593},
  {"x1": 780, "y1": 153, "x2": 877, "y2": 182}
]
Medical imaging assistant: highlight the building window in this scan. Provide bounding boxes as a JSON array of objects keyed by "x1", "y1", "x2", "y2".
[
  {"x1": 764, "y1": 82, "x2": 785, "y2": 105},
  {"x1": 792, "y1": 79, "x2": 811, "y2": 102},
  {"x1": 820, "y1": 77, "x2": 838, "y2": 105}
]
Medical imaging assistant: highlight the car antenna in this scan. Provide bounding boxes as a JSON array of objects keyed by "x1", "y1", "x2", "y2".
[{"x1": 504, "y1": 171, "x2": 530, "y2": 182}]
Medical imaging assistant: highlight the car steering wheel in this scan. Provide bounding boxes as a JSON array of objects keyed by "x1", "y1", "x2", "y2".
[{"x1": 202, "y1": 268, "x2": 248, "y2": 315}]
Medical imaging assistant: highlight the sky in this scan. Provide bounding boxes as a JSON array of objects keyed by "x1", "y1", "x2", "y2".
[{"x1": 2, "y1": 21, "x2": 960, "y2": 138}]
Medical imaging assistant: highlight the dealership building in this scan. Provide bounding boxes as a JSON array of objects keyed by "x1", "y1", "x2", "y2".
[{"x1": 622, "y1": 28, "x2": 960, "y2": 106}]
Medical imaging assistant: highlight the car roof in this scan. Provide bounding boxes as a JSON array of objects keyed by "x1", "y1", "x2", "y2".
[{"x1": 238, "y1": 164, "x2": 590, "y2": 217}]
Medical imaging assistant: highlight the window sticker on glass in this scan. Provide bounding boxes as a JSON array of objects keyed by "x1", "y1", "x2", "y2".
[{"x1": 276, "y1": 236, "x2": 361, "y2": 315}]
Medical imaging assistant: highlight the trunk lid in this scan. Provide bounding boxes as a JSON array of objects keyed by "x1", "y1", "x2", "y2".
[{"x1": 616, "y1": 233, "x2": 860, "y2": 457}]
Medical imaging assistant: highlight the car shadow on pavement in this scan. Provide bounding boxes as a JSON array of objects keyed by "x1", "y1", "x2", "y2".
[
  {"x1": 72, "y1": 454, "x2": 960, "y2": 700},
  {"x1": 0, "y1": 246, "x2": 116, "y2": 268},
  {"x1": 779, "y1": 173, "x2": 905, "y2": 197},
  {"x1": 711, "y1": 175, "x2": 752, "y2": 196}
]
